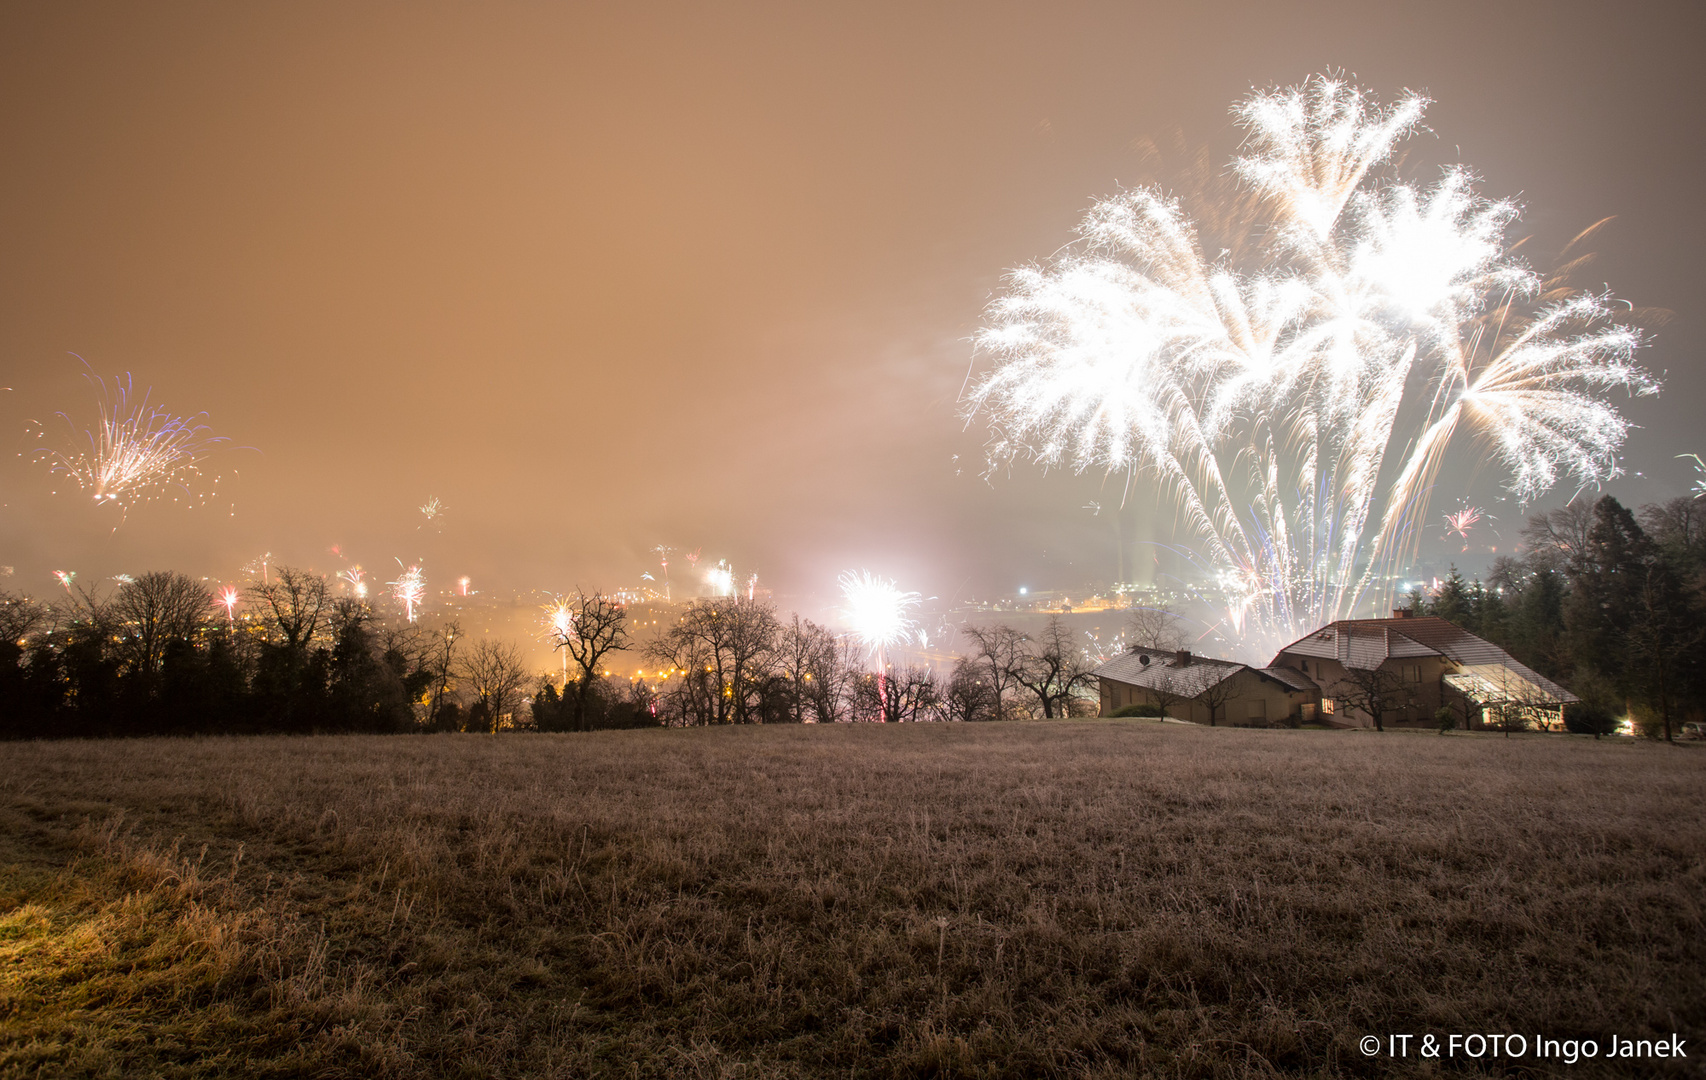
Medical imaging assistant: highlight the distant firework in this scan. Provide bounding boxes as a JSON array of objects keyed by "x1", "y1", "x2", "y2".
[
  {"x1": 1443, "y1": 507, "x2": 1483, "y2": 551},
  {"x1": 338, "y1": 566, "x2": 367, "y2": 598},
  {"x1": 458, "y1": 576, "x2": 471, "y2": 596},
  {"x1": 52, "y1": 570, "x2": 75, "y2": 592},
  {"x1": 838, "y1": 570, "x2": 922, "y2": 663},
  {"x1": 244, "y1": 552, "x2": 274, "y2": 584},
  {"x1": 389, "y1": 562, "x2": 425, "y2": 622},
  {"x1": 542, "y1": 596, "x2": 575, "y2": 684},
  {"x1": 419, "y1": 497, "x2": 446, "y2": 528},
  {"x1": 966, "y1": 75, "x2": 1656, "y2": 655},
  {"x1": 705, "y1": 560, "x2": 735, "y2": 596},
  {"x1": 217, "y1": 586, "x2": 240, "y2": 626},
  {"x1": 33, "y1": 367, "x2": 231, "y2": 514}
]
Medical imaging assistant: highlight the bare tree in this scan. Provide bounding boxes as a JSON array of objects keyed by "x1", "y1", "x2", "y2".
[
  {"x1": 1011, "y1": 616, "x2": 1096, "y2": 719},
  {"x1": 0, "y1": 591, "x2": 50, "y2": 645},
  {"x1": 854, "y1": 664, "x2": 941, "y2": 723},
  {"x1": 419, "y1": 622, "x2": 462, "y2": 729},
  {"x1": 776, "y1": 614, "x2": 841, "y2": 724},
  {"x1": 647, "y1": 597, "x2": 780, "y2": 725},
  {"x1": 248, "y1": 566, "x2": 331, "y2": 651},
  {"x1": 549, "y1": 591, "x2": 631, "y2": 732},
  {"x1": 1330, "y1": 665, "x2": 1415, "y2": 732},
  {"x1": 1522, "y1": 501, "x2": 1596, "y2": 576},
  {"x1": 961, "y1": 623, "x2": 1026, "y2": 720},
  {"x1": 1196, "y1": 668, "x2": 1240, "y2": 727},
  {"x1": 1139, "y1": 662, "x2": 1191, "y2": 720},
  {"x1": 109, "y1": 571, "x2": 212, "y2": 678},
  {"x1": 1125, "y1": 590, "x2": 1186, "y2": 653},
  {"x1": 941, "y1": 656, "x2": 999, "y2": 722},
  {"x1": 460, "y1": 639, "x2": 529, "y2": 733}
]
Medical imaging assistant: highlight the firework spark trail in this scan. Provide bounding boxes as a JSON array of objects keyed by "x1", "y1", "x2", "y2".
[
  {"x1": 244, "y1": 552, "x2": 274, "y2": 585},
  {"x1": 653, "y1": 545, "x2": 675, "y2": 600},
  {"x1": 34, "y1": 369, "x2": 230, "y2": 514},
  {"x1": 838, "y1": 570, "x2": 922, "y2": 666},
  {"x1": 52, "y1": 571, "x2": 75, "y2": 593},
  {"x1": 966, "y1": 75, "x2": 1657, "y2": 657},
  {"x1": 1682, "y1": 454, "x2": 1706, "y2": 500},
  {"x1": 389, "y1": 562, "x2": 425, "y2": 623},
  {"x1": 419, "y1": 497, "x2": 446, "y2": 528},
  {"x1": 1443, "y1": 506, "x2": 1482, "y2": 551}
]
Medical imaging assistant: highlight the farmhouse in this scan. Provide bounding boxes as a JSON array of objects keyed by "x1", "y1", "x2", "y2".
[
  {"x1": 1267, "y1": 613, "x2": 1577, "y2": 730},
  {"x1": 1094, "y1": 648, "x2": 1319, "y2": 726},
  {"x1": 1096, "y1": 613, "x2": 1577, "y2": 729}
]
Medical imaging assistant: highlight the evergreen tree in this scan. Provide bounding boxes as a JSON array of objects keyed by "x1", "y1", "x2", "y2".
[{"x1": 1563, "y1": 496, "x2": 1651, "y2": 710}]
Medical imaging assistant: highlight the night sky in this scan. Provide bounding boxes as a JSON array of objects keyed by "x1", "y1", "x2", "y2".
[{"x1": 2, "y1": 1, "x2": 1702, "y2": 612}]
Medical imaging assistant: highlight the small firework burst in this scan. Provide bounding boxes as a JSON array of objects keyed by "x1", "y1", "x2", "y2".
[
  {"x1": 338, "y1": 566, "x2": 367, "y2": 598},
  {"x1": 217, "y1": 586, "x2": 241, "y2": 626},
  {"x1": 243, "y1": 552, "x2": 274, "y2": 584},
  {"x1": 389, "y1": 562, "x2": 426, "y2": 622},
  {"x1": 1443, "y1": 506, "x2": 1483, "y2": 551},
  {"x1": 32, "y1": 366, "x2": 232, "y2": 515}
]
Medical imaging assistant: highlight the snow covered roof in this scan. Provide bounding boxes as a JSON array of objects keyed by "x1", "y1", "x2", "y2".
[
  {"x1": 1093, "y1": 650, "x2": 1245, "y2": 699},
  {"x1": 1272, "y1": 616, "x2": 1574, "y2": 702},
  {"x1": 1256, "y1": 665, "x2": 1319, "y2": 692}
]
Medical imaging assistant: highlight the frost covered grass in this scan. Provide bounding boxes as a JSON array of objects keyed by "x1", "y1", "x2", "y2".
[{"x1": 2, "y1": 723, "x2": 1701, "y2": 1078}]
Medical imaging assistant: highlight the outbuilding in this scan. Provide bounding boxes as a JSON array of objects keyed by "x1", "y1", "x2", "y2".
[{"x1": 1095, "y1": 648, "x2": 1319, "y2": 726}]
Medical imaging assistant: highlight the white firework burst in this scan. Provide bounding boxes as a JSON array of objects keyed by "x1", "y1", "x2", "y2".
[{"x1": 965, "y1": 75, "x2": 1656, "y2": 656}]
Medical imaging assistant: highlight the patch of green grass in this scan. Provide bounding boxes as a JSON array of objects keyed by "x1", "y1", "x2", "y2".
[{"x1": 3, "y1": 723, "x2": 1703, "y2": 1078}]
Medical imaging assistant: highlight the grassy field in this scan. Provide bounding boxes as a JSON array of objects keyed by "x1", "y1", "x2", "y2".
[{"x1": 2, "y1": 723, "x2": 1702, "y2": 1079}]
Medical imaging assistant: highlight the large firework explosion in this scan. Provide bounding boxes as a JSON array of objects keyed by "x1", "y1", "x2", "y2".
[
  {"x1": 965, "y1": 75, "x2": 1657, "y2": 657},
  {"x1": 838, "y1": 570, "x2": 922, "y2": 665}
]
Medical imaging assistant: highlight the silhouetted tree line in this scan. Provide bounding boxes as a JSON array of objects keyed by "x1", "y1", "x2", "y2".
[
  {"x1": 0, "y1": 568, "x2": 451, "y2": 738},
  {"x1": 632, "y1": 598, "x2": 983, "y2": 726},
  {"x1": 1407, "y1": 494, "x2": 1705, "y2": 741},
  {"x1": 0, "y1": 570, "x2": 1099, "y2": 738}
]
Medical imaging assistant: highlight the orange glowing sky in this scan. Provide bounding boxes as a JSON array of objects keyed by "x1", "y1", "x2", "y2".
[{"x1": 2, "y1": 2, "x2": 1702, "y2": 605}]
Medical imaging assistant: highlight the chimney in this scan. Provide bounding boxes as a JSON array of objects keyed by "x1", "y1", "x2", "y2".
[
  {"x1": 1175, "y1": 649, "x2": 1192, "y2": 667},
  {"x1": 1392, "y1": 608, "x2": 1412, "y2": 619}
]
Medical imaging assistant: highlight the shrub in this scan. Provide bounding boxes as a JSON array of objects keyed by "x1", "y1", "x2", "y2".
[
  {"x1": 1110, "y1": 702, "x2": 1165, "y2": 718},
  {"x1": 1564, "y1": 702, "x2": 1618, "y2": 737}
]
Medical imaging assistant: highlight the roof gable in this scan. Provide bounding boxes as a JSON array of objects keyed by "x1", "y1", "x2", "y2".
[
  {"x1": 1094, "y1": 651, "x2": 1246, "y2": 699},
  {"x1": 1269, "y1": 616, "x2": 1575, "y2": 701}
]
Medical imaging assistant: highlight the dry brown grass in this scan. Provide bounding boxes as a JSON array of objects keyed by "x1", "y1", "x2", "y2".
[{"x1": 2, "y1": 723, "x2": 1702, "y2": 1078}]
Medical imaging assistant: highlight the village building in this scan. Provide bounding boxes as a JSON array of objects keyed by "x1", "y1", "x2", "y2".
[
  {"x1": 1268, "y1": 612, "x2": 1576, "y2": 730},
  {"x1": 1094, "y1": 648, "x2": 1319, "y2": 726},
  {"x1": 1095, "y1": 613, "x2": 1577, "y2": 730}
]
